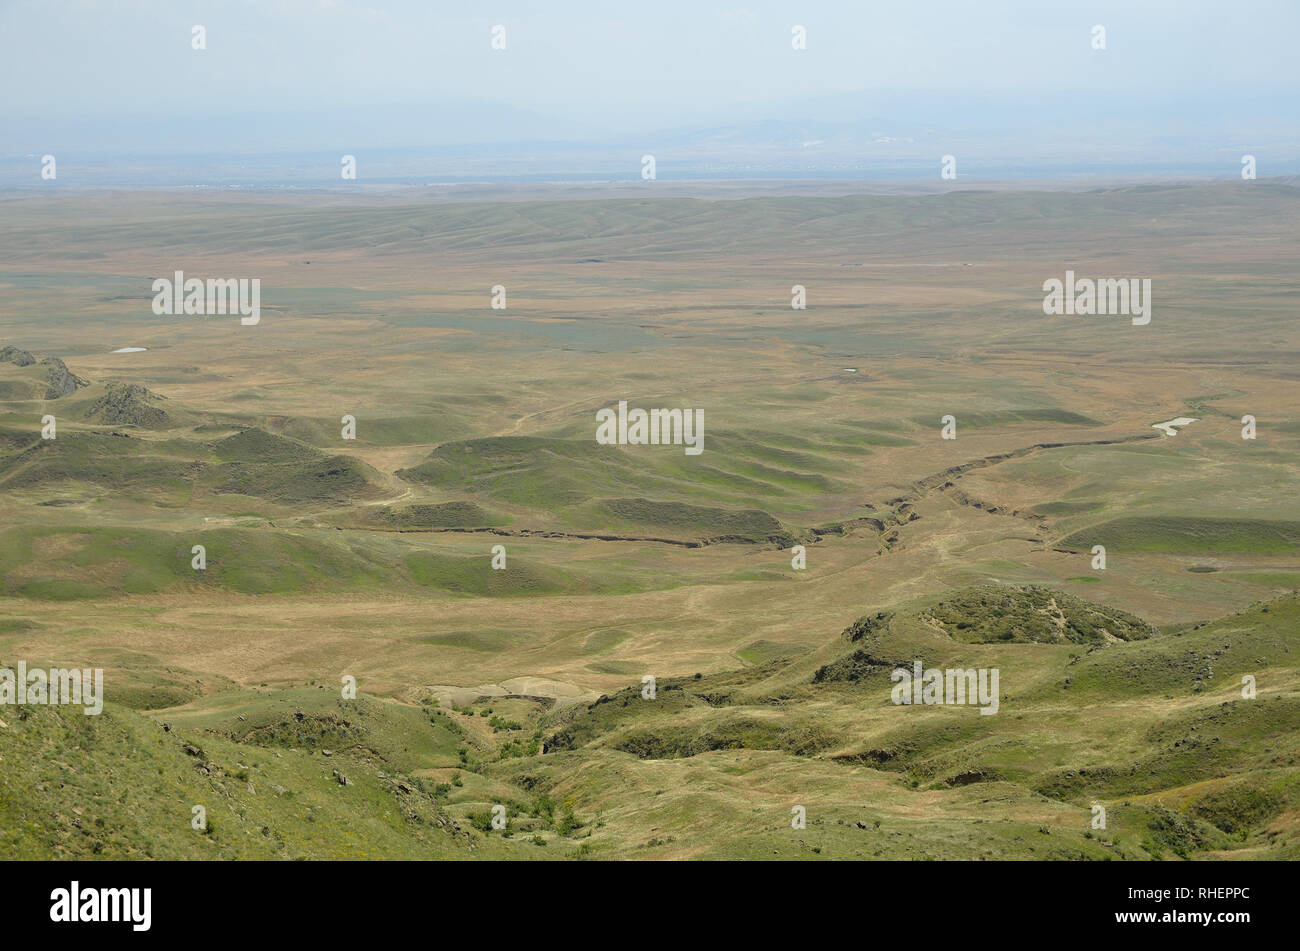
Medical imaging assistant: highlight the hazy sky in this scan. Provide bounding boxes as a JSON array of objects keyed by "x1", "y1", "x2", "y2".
[{"x1": 4, "y1": 1, "x2": 1296, "y2": 132}]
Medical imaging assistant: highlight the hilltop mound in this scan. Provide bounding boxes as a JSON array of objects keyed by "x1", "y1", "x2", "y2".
[
  {"x1": 808, "y1": 586, "x2": 1150, "y2": 686},
  {"x1": 395, "y1": 431, "x2": 842, "y2": 533},
  {"x1": 215, "y1": 454, "x2": 383, "y2": 504},
  {"x1": 396, "y1": 436, "x2": 599, "y2": 507},
  {"x1": 596, "y1": 497, "x2": 793, "y2": 545},
  {"x1": 209, "y1": 429, "x2": 386, "y2": 504},
  {"x1": 213, "y1": 427, "x2": 322, "y2": 464},
  {"x1": 370, "y1": 501, "x2": 505, "y2": 529},
  {"x1": 84, "y1": 382, "x2": 169, "y2": 428},
  {"x1": 921, "y1": 585, "x2": 1153, "y2": 644},
  {"x1": 0, "y1": 430, "x2": 195, "y2": 496},
  {"x1": 176, "y1": 688, "x2": 465, "y2": 773}
]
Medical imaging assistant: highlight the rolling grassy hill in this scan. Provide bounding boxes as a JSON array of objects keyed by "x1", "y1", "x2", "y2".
[
  {"x1": 1, "y1": 184, "x2": 1298, "y2": 860},
  {"x1": 3, "y1": 586, "x2": 1293, "y2": 859}
]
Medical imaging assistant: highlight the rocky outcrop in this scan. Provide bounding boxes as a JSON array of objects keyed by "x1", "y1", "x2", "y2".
[
  {"x1": 0, "y1": 346, "x2": 36, "y2": 367},
  {"x1": 41, "y1": 358, "x2": 89, "y2": 399},
  {"x1": 84, "y1": 382, "x2": 168, "y2": 427}
]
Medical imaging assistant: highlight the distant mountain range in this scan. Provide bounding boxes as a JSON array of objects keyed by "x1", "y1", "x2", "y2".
[{"x1": 3, "y1": 88, "x2": 1298, "y2": 188}]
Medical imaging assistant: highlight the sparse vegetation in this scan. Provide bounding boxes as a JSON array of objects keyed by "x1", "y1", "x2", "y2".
[{"x1": 2, "y1": 183, "x2": 1298, "y2": 860}]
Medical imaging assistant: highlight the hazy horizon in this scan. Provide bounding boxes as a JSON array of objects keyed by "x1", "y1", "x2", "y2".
[{"x1": 3, "y1": 0, "x2": 1298, "y2": 187}]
